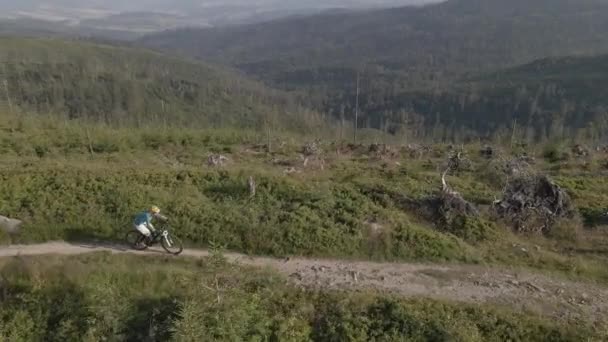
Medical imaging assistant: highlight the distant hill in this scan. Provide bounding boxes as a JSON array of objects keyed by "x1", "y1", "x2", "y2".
[
  {"x1": 140, "y1": 0, "x2": 608, "y2": 85},
  {"x1": 139, "y1": 0, "x2": 608, "y2": 139},
  {"x1": 0, "y1": 0, "x2": 439, "y2": 34},
  {"x1": 0, "y1": 37, "x2": 323, "y2": 131},
  {"x1": 0, "y1": 18, "x2": 139, "y2": 40}
]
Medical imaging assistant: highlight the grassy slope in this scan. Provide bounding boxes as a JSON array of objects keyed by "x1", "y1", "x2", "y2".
[
  {"x1": 1, "y1": 112, "x2": 607, "y2": 285},
  {"x1": 0, "y1": 37, "x2": 324, "y2": 132},
  {"x1": 0, "y1": 252, "x2": 603, "y2": 341}
]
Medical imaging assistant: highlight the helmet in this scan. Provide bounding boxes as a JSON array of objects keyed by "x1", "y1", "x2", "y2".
[{"x1": 150, "y1": 206, "x2": 161, "y2": 214}]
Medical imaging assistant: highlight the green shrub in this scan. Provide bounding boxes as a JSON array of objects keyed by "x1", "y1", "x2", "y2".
[
  {"x1": 546, "y1": 218, "x2": 582, "y2": 242},
  {"x1": 579, "y1": 207, "x2": 608, "y2": 227},
  {"x1": 0, "y1": 254, "x2": 601, "y2": 342},
  {"x1": 442, "y1": 215, "x2": 497, "y2": 243},
  {"x1": 543, "y1": 143, "x2": 569, "y2": 163}
]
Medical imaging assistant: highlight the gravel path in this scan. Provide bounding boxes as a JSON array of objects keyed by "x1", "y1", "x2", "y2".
[{"x1": 1, "y1": 241, "x2": 607, "y2": 324}]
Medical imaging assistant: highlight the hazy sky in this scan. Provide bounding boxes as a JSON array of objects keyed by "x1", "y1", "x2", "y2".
[
  {"x1": 0, "y1": 0, "x2": 441, "y2": 31},
  {"x1": 0, "y1": 0, "x2": 438, "y2": 13}
]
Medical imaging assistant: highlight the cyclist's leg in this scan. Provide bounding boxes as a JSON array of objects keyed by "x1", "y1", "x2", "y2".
[
  {"x1": 134, "y1": 224, "x2": 151, "y2": 244},
  {"x1": 135, "y1": 224, "x2": 151, "y2": 236}
]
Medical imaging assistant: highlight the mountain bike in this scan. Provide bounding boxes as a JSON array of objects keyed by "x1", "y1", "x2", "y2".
[{"x1": 125, "y1": 224, "x2": 183, "y2": 255}]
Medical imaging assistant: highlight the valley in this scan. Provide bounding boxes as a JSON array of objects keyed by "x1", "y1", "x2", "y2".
[{"x1": 1, "y1": 0, "x2": 608, "y2": 340}]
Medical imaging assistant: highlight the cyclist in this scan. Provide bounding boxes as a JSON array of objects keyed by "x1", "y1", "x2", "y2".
[{"x1": 133, "y1": 206, "x2": 167, "y2": 240}]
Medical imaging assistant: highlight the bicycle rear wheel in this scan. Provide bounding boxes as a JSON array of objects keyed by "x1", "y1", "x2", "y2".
[
  {"x1": 125, "y1": 230, "x2": 148, "y2": 250},
  {"x1": 161, "y1": 233, "x2": 183, "y2": 255}
]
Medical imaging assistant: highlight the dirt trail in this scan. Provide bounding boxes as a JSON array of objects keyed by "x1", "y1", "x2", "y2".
[{"x1": 1, "y1": 241, "x2": 607, "y2": 324}]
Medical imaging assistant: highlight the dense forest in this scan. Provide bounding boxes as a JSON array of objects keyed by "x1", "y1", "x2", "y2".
[
  {"x1": 0, "y1": 37, "x2": 325, "y2": 133},
  {"x1": 139, "y1": 0, "x2": 608, "y2": 140},
  {"x1": 326, "y1": 54, "x2": 608, "y2": 142}
]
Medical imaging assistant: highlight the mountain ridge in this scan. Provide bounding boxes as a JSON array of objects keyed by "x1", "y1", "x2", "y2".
[{"x1": 139, "y1": 0, "x2": 608, "y2": 138}]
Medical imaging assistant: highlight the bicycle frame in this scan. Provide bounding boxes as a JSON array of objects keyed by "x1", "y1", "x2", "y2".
[{"x1": 149, "y1": 226, "x2": 173, "y2": 245}]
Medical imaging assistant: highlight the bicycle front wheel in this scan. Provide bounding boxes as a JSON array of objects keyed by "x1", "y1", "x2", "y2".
[{"x1": 161, "y1": 233, "x2": 183, "y2": 255}]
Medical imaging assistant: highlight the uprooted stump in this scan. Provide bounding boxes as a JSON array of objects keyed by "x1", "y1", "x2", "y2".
[
  {"x1": 403, "y1": 144, "x2": 430, "y2": 159},
  {"x1": 302, "y1": 141, "x2": 322, "y2": 156},
  {"x1": 437, "y1": 190, "x2": 478, "y2": 221},
  {"x1": 480, "y1": 146, "x2": 494, "y2": 159},
  {"x1": 362, "y1": 151, "x2": 489, "y2": 242},
  {"x1": 369, "y1": 143, "x2": 399, "y2": 159},
  {"x1": 493, "y1": 175, "x2": 575, "y2": 234},
  {"x1": 363, "y1": 187, "x2": 476, "y2": 224},
  {"x1": 572, "y1": 144, "x2": 589, "y2": 157},
  {"x1": 363, "y1": 187, "x2": 488, "y2": 242},
  {"x1": 207, "y1": 154, "x2": 228, "y2": 167},
  {"x1": 441, "y1": 151, "x2": 472, "y2": 175},
  {"x1": 300, "y1": 141, "x2": 326, "y2": 170}
]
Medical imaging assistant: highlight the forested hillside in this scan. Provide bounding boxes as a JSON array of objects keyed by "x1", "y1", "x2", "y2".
[
  {"x1": 333, "y1": 54, "x2": 608, "y2": 141},
  {"x1": 0, "y1": 37, "x2": 324, "y2": 132},
  {"x1": 140, "y1": 0, "x2": 608, "y2": 85},
  {"x1": 139, "y1": 0, "x2": 608, "y2": 139}
]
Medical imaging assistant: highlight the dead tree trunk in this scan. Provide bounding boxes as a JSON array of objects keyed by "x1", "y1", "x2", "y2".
[{"x1": 248, "y1": 176, "x2": 256, "y2": 198}]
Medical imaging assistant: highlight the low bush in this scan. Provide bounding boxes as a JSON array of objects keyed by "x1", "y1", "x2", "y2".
[{"x1": 0, "y1": 254, "x2": 602, "y2": 341}]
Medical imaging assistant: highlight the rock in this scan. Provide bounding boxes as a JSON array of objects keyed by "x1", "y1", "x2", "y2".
[
  {"x1": 283, "y1": 167, "x2": 299, "y2": 175},
  {"x1": 0, "y1": 215, "x2": 22, "y2": 234},
  {"x1": 312, "y1": 265, "x2": 329, "y2": 272},
  {"x1": 289, "y1": 272, "x2": 303, "y2": 281}
]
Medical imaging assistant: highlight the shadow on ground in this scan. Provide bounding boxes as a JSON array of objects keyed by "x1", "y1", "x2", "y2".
[{"x1": 67, "y1": 241, "x2": 168, "y2": 255}]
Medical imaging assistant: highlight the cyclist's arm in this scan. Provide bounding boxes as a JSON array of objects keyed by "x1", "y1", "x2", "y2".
[
  {"x1": 155, "y1": 213, "x2": 168, "y2": 222},
  {"x1": 147, "y1": 216, "x2": 156, "y2": 232}
]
